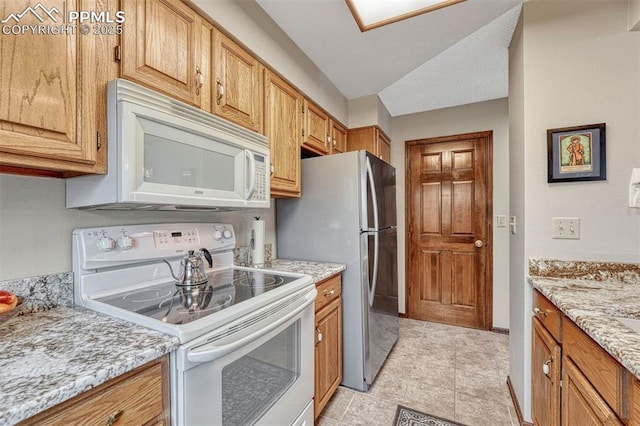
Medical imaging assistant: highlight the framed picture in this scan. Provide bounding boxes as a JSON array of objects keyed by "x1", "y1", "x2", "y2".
[{"x1": 547, "y1": 123, "x2": 606, "y2": 183}]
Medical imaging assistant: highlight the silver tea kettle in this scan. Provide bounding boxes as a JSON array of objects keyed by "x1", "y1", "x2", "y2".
[{"x1": 163, "y1": 248, "x2": 212, "y2": 286}]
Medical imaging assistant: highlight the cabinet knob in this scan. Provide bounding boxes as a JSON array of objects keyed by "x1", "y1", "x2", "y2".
[
  {"x1": 216, "y1": 78, "x2": 225, "y2": 105},
  {"x1": 543, "y1": 359, "x2": 553, "y2": 379},
  {"x1": 324, "y1": 289, "x2": 335, "y2": 297},
  {"x1": 105, "y1": 409, "x2": 124, "y2": 426},
  {"x1": 195, "y1": 66, "x2": 204, "y2": 95},
  {"x1": 534, "y1": 307, "x2": 548, "y2": 318},
  {"x1": 316, "y1": 328, "x2": 323, "y2": 343}
]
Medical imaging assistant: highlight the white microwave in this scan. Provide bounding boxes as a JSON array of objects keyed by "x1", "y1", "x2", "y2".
[{"x1": 67, "y1": 79, "x2": 270, "y2": 210}]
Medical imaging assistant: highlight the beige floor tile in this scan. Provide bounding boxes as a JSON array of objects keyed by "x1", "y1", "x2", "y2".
[
  {"x1": 368, "y1": 365, "x2": 408, "y2": 402},
  {"x1": 455, "y1": 367, "x2": 512, "y2": 406},
  {"x1": 320, "y1": 386, "x2": 356, "y2": 421},
  {"x1": 455, "y1": 392, "x2": 513, "y2": 426},
  {"x1": 316, "y1": 415, "x2": 346, "y2": 426},
  {"x1": 340, "y1": 392, "x2": 398, "y2": 425},
  {"x1": 403, "y1": 381, "x2": 456, "y2": 421}
]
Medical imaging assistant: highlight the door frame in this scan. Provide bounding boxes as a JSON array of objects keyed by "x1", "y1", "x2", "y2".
[{"x1": 404, "y1": 130, "x2": 494, "y2": 330}]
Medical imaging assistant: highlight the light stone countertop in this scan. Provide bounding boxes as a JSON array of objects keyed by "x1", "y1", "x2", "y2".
[
  {"x1": 529, "y1": 276, "x2": 640, "y2": 380},
  {"x1": 0, "y1": 307, "x2": 179, "y2": 426},
  {"x1": 261, "y1": 259, "x2": 346, "y2": 283}
]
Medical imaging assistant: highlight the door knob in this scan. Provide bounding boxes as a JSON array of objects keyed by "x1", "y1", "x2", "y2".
[{"x1": 475, "y1": 240, "x2": 484, "y2": 248}]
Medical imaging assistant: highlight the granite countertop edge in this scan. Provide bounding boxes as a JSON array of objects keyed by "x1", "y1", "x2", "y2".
[
  {"x1": 529, "y1": 276, "x2": 640, "y2": 380},
  {"x1": 261, "y1": 259, "x2": 346, "y2": 283},
  {"x1": 0, "y1": 307, "x2": 179, "y2": 426}
]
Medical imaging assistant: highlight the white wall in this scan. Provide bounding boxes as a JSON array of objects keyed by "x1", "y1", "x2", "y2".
[
  {"x1": 508, "y1": 9, "x2": 528, "y2": 420},
  {"x1": 509, "y1": 0, "x2": 640, "y2": 421},
  {"x1": 390, "y1": 98, "x2": 510, "y2": 328}
]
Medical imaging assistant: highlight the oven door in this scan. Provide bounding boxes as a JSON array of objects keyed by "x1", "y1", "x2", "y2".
[{"x1": 172, "y1": 286, "x2": 316, "y2": 426}]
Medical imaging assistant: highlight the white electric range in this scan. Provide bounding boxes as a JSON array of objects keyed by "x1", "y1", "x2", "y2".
[{"x1": 73, "y1": 223, "x2": 316, "y2": 426}]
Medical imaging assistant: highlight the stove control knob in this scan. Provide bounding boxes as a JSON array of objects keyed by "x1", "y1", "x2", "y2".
[
  {"x1": 117, "y1": 235, "x2": 134, "y2": 251},
  {"x1": 213, "y1": 230, "x2": 223, "y2": 241},
  {"x1": 97, "y1": 236, "x2": 116, "y2": 252},
  {"x1": 223, "y1": 229, "x2": 232, "y2": 239}
]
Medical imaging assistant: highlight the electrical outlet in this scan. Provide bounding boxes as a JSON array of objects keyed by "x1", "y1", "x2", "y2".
[{"x1": 552, "y1": 217, "x2": 580, "y2": 239}]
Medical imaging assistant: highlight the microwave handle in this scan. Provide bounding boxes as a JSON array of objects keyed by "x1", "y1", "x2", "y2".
[{"x1": 245, "y1": 150, "x2": 257, "y2": 200}]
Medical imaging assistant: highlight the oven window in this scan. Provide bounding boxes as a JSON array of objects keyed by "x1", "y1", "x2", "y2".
[{"x1": 221, "y1": 321, "x2": 300, "y2": 425}]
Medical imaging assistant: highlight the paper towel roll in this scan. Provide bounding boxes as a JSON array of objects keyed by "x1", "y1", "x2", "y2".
[{"x1": 251, "y1": 218, "x2": 265, "y2": 266}]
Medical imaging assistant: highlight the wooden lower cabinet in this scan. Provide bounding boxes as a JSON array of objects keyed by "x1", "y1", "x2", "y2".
[
  {"x1": 20, "y1": 356, "x2": 170, "y2": 426},
  {"x1": 532, "y1": 317, "x2": 561, "y2": 426},
  {"x1": 314, "y1": 274, "x2": 342, "y2": 419},
  {"x1": 562, "y1": 357, "x2": 623, "y2": 426},
  {"x1": 532, "y1": 290, "x2": 632, "y2": 426}
]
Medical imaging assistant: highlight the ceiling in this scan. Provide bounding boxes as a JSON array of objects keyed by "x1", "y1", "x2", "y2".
[{"x1": 254, "y1": 0, "x2": 523, "y2": 117}]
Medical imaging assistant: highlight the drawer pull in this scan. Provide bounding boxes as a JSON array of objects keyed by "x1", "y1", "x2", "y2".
[
  {"x1": 324, "y1": 289, "x2": 335, "y2": 297},
  {"x1": 316, "y1": 328, "x2": 323, "y2": 343},
  {"x1": 106, "y1": 409, "x2": 124, "y2": 426},
  {"x1": 543, "y1": 359, "x2": 553, "y2": 379},
  {"x1": 534, "y1": 307, "x2": 548, "y2": 317}
]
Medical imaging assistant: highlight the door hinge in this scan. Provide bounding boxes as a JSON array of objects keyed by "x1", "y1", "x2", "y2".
[
  {"x1": 302, "y1": 129, "x2": 305, "y2": 137},
  {"x1": 301, "y1": 105, "x2": 305, "y2": 114},
  {"x1": 97, "y1": 132, "x2": 102, "y2": 150},
  {"x1": 114, "y1": 45, "x2": 121, "y2": 62}
]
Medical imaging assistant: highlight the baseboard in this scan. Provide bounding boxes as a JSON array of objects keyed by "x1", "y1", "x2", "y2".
[
  {"x1": 399, "y1": 312, "x2": 407, "y2": 318},
  {"x1": 506, "y1": 376, "x2": 533, "y2": 426},
  {"x1": 492, "y1": 327, "x2": 509, "y2": 335}
]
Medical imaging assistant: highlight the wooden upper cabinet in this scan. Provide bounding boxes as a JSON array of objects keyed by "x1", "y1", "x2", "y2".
[
  {"x1": 120, "y1": 0, "x2": 209, "y2": 107},
  {"x1": 302, "y1": 99, "x2": 329, "y2": 155},
  {"x1": 330, "y1": 120, "x2": 347, "y2": 154},
  {"x1": 0, "y1": 0, "x2": 116, "y2": 176},
  {"x1": 347, "y1": 126, "x2": 391, "y2": 163},
  {"x1": 264, "y1": 69, "x2": 302, "y2": 198},
  {"x1": 212, "y1": 30, "x2": 263, "y2": 133}
]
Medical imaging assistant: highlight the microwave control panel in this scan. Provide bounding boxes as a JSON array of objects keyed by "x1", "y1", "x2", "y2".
[{"x1": 251, "y1": 154, "x2": 267, "y2": 201}]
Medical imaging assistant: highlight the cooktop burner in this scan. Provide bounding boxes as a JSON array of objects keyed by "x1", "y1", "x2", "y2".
[{"x1": 96, "y1": 269, "x2": 298, "y2": 325}]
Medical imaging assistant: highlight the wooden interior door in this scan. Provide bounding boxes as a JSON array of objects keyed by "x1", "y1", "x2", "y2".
[{"x1": 406, "y1": 131, "x2": 492, "y2": 329}]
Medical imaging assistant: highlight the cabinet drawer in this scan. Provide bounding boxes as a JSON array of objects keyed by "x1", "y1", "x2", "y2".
[
  {"x1": 21, "y1": 358, "x2": 168, "y2": 426},
  {"x1": 563, "y1": 317, "x2": 630, "y2": 421},
  {"x1": 315, "y1": 274, "x2": 342, "y2": 312},
  {"x1": 533, "y1": 289, "x2": 563, "y2": 342}
]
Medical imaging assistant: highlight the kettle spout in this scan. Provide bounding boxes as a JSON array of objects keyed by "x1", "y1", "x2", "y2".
[{"x1": 162, "y1": 259, "x2": 180, "y2": 282}]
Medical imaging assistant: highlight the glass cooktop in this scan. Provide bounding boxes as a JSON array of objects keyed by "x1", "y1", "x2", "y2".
[{"x1": 96, "y1": 269, "x2": 298, "y2": 325}]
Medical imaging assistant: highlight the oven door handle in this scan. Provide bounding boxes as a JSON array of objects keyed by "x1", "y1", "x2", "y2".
[{"x1": 187, "y1": 289, "x2": 316, "y2": 364}]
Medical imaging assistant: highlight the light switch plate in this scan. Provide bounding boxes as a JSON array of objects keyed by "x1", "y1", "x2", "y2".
[
  {"x1": 552, "y1": 217, "x2": 580, "y2": 239},
  {"x1": 496, "y1": 215, "x2": 507, "y2": 228}
]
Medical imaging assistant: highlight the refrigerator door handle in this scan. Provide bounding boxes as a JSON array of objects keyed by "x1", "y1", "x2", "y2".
[{"x1": 366, "y1": 157, "x2": 380, "y2": 307}]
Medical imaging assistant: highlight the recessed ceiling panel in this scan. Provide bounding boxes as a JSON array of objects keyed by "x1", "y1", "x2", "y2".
[{"x1": 346, "y1": 0, "x2": 466, "y2": 31}]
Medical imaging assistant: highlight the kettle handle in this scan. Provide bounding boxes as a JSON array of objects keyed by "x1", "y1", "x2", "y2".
[{"x1": 201, "y1": 248, "x2": 213, "y2": 268}]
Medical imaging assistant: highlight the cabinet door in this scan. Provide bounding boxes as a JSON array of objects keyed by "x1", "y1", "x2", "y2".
[
  {"x1": 315, "y1": 297, "x2": 342, "y2": 418},
  {"x1": 264, "y1": 70, "x2": 301, "y2": 197},
  {"x1": 212, "y1": 30, "x2": 263, "y2": 133},
  {"x1": 377, "y1": 130, "x2": 391, "y2": 163},
  {"x1": 302, "y1": 100, "x2": 329, "y2": 155},
  {"x1": 562, "y1": 357, "x2": 623, "y2": 426},
  {"x1": 330, "y1": 120, "x2": 347, "y2": 154},
  {"x1": 346, "y1": 126, "x2": 377, "y2": 155},
  {"x1": 120, "y1": 0, "x2": 205, "y2": 106},
  {"x1": 532, "y1": 317, "x2": 561, "y2": 426},
  {"x1": 0, "y1": 0, "x2": 114, "y2": 176}
]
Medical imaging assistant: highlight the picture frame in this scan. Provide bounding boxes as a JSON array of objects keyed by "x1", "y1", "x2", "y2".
[{"x1": 547, "y1": 123, "x2": 606, "y2": 183}]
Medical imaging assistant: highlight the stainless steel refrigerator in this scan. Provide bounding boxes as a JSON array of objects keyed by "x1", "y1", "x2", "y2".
[{"x1": 276, "y1": 150, "x2": 398, "y2": 392}]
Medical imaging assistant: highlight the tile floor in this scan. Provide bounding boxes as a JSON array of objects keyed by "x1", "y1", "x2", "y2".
[{"x1": 317, "y1": 318, "x2": 518, "y2": 426}]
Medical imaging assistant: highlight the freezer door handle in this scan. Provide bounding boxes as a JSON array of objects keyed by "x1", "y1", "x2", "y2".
[{"x1": 366, "y1": 157, "x2": 379, "y2": 307}]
